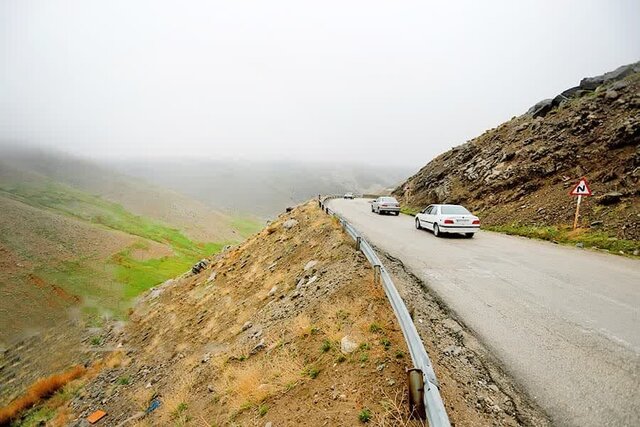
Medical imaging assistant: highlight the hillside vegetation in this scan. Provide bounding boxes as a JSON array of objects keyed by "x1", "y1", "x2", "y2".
[
  {"x1": 394, "y1": 63, "x2": 640, "y2": 254},
  {"x1": 0, "y1": 177, "x2": 230, "y2": 333}
]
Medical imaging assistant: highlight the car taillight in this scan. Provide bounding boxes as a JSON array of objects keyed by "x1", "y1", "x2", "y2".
[
  {"x1": 444, "y1": 219, "x2": 454, "y2": 224},
  {"x1": 381, "y1": 204, "x2": 388, "y2": 207},
  {"x1": 472, "y1": 219, "x2": 480, "y2": 225}
]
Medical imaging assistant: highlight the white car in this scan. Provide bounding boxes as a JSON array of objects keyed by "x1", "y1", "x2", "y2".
[
  {"x1": 415, "y1": 204, "x2": 479, "y2": 238},
  {"x1": 343, "y1": 192, "x2": 355, "y2": 199},
  {"x1": 371, "y1": 196, "x2": 400, "y2": 215}
]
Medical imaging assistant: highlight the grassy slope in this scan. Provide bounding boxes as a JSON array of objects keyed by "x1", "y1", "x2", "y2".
[{"x1": 0, "y1": 179, "x2": 236, "y2": 322}]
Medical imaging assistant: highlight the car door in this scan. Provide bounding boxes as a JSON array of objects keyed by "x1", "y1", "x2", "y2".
[
  {"x1": 425, "y1": 205, "x2": 438, "y2": 230},
  {"x1": 418, "y1": 205, "x2": 433, "y2": 229}
]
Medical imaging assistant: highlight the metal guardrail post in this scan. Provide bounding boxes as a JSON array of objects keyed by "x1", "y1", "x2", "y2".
[
  {"x1": 373, "y1": 264, "x2": 381, "y2": 286},
  {"x1": 356, "y1": 236, "x2": 361, "y2": 250}
]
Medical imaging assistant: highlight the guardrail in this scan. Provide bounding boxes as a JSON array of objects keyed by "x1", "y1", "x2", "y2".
[{"x1": 320, "y1": 195, "x2": 451, "y2": 427}]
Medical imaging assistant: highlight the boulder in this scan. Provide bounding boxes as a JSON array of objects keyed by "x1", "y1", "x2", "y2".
[
  {"x1": 597, "y1": 192, "x2": 623, "y2": 205},
  {"x1": 605, "y1": 89, "x2": 619, "y2": 100},
  {"x1": 304, "y1": 260, "x2": 318, "y2": 271},
  {"x1": 340, "y1": 336, "x2": 358, "y2": 354},
  {"x1": 580, "y1": 62, "x2": 640, "y2": 90},
  {"x1": 282, "y1": 219, "x2": 299, "y2": 229},
  {"x1": 527, "y1": 99, "x2": 553, "y2": 118}
]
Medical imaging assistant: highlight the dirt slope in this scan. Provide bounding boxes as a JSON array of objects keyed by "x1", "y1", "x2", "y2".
[
  {"x1": 62, "y1": 202, "x2": 413, "y2": 426},
  {"x1": 393, "y1": 63, "x2": 640, "y2": 245}
]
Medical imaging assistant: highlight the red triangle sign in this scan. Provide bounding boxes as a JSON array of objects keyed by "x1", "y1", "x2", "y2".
[{"x1": 570, "y1": 177, "x2": 592, "y2": 196}]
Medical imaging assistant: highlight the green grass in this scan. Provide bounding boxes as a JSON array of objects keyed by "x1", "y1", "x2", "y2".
[
  {"x1": 117, "y1": 375, "x2": 130, "y2": 385},
  {"x1": 358, "y1": 408, "x2": 372, "y2": 423},
  {"x1": 1, "y1": 179, "x2": 229, "y2": 321},
  {"x1": 400, "y1": 206, "x2": 420, "y2": 216},
  {"x1": 11, "y1": 406, "x2": 55, "y2": 427},
  {"x1": 303, "y1": 365, "x2": 321, "y2": 379},
  {"x1": 111, "y1": 241, "x2": 224, "y2": 299},
  {"x1": 484, "y1": 224, "x2": 640, "y2": 256},
  {"x1": 258, "y1": 404, "x2": 269, "y2": 417}
]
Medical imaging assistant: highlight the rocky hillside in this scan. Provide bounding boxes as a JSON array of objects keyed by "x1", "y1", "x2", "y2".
[{"x1": 394, "y1": 62, "x2": 640, "y2": 249}]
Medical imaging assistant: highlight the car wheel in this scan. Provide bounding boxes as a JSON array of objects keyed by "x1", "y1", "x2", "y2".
[
  {"x1": 433, "y1": 223, "x2": 441, "y2": 237},
  {"x1": 465, "y1": 233, "x2": 474, "y2": 238},
  {"x1": 371, "y1": 205, "x2": 374, "y2": 212},
  {"x1": 415, "y1": 218, "x2": 421, "y2": 229}
]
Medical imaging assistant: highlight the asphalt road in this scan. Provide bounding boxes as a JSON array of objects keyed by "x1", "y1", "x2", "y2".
[{"x1": 328, "y1": 198, "x2": 640, "y2": 427}]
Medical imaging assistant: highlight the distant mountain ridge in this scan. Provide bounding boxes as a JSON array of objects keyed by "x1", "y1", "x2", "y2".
[
  {"x1": 109, "y1": 159, "x2": 412, "y2": 217},
  {"x1": 393, "y1": 62, "x2": 640, "y2": 249}
]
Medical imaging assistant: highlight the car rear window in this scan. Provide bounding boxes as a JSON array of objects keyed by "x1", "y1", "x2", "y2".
[
  {"x1": 380, "y1": 197, "x2": 398, "y2": 203},
  {"x1": 440, "y1": 205, "x2": 470, "y2": 214}
]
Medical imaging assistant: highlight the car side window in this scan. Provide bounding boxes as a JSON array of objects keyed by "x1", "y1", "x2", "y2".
[
  {"x1": 431, "y1": 206, "x2": 438, "y2": 215},
  {"x1": 423, "y1": 206, "x2": 431, "y2": 214}
]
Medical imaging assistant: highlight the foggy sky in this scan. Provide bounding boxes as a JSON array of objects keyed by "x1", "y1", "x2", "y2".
[{"x1": 1, "y1": 1, "x2": 639, "y2": 167}]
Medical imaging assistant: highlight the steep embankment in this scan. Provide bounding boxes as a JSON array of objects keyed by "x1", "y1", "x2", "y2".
[
  {"x1": 64, "y1": 202, "x2": 415, "y2": 426},
  {"x1": 394, "y1": 63, "x2": 640, "y2": 253}
]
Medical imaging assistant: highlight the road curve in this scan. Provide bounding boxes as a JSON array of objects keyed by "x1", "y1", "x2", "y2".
[{"x1": 328, "y1": 198, "x2": 640, "y2": 427}]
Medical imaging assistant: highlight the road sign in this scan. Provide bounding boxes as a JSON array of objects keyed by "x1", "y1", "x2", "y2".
[
  {"x1": 569, "y1": 177, "x2": 592, "y2": 229},
  {"x1": 570, "y1": 177, "x2": 592, "y2": 196}
]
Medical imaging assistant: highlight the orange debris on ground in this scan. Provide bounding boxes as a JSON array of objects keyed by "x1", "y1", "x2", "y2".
[{"x1": 87, "y1": 410, "x2": 107, "y2": 424}]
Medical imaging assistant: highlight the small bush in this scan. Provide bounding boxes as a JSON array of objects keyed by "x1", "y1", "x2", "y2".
[
  {"x1": 380, "y1": 338, "x2": 391, "y2": 349},
  {"x1": 0, "y1": 365, "x2": 86, "y2": 425},
  {"x1": 172, "y1": 402, "x2": 190, "y2": 421},
  {"x1": 258, "y1": 404, "x2": 269, "y2": 417},
  {"x1": 336, "y1": 310, "x2": 350, "y2": 320},
  {"x1": 304, "y1": 365, "x2": 320, "y2": 379},
  {"x1": 359, "y1": 408, "x2": 372, "y2": 423},
  {"x1": 359, "y1": 342, "x2": 371, "y2": 351},
  {"x1": 321, "y1": 339, "x2": 332, "y2": 352},
  {"x1": 359, "y1": 353, "x2": 369, "y2": 363},
  {"x1": 336, "y1": 354, "x2": 347, "y2": 363},
  {"x1": 116, "y1": 376, "x2": 130, "y2": 385},
  {"x1": 90, "y1": 336, "x2": 102, "y2": 346},
  {"x1": 395, "y1": 350, "x2": 405, "y2": 359},
  {"x1": 369, "y1": 323, "x2": 383, "y2": 333}
]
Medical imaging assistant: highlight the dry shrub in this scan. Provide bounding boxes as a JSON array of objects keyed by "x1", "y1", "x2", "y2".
[
  {"x1": 49, "y1": 406, "x2": 70, "y2": 427},
  {"x1": 373, "y1": 387, "x2": 426, "y2": 427},
  {"x1": 0, "y1": 365, "x2": 86, "y2": 424},
  {"x1": 292, "y1": 314, "x2": 312, "y2": 337},
  {"x1": 159, "y1": 372, "x2": 194, "y2": 410},
  {"x1": 219, "y1": 347, "x2": 304, "y2": 412}
]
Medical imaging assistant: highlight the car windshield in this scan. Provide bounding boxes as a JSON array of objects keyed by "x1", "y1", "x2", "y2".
[
  {"x1": 440, "y1": 205, "x2": 470, "y2": 215},
  {"x1": 380, "y1": 197, "x2": 397, "y2": 203}
]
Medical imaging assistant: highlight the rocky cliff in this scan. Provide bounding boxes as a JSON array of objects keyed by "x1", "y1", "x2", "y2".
[{"x1": 394, "y1": 62, "x2": 640, "y2": 244}]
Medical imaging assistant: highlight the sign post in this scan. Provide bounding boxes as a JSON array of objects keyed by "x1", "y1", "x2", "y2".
[{"x1": 569, "y1": 177, "x2": 592, "y2": 229}]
